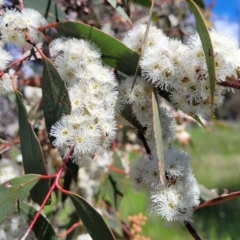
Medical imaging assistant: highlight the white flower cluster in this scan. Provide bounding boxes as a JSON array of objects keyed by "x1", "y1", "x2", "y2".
[
  {"x1": 0, "y1": 8, "x2": 47, "y2": 48},
  {"x1": 120, "y1": 77, "x2": 199, "y2": 224},
  {"x1": 0, "y1": 214, "x2": 37, "y2": 240},
  {"x1": 130, "y1": 150, "x2": 199, "y2": 224},
  {"x1": 0, "y1": 46, "x2": 14, "y2": 95},
  {"x1": 77, "y1": 151, "x2": 113, "y2": 202},
  {"x1": 123, "y1": 25, "x2": 240, "y2": 118},
  {"x1": 0, "y1": 0, "x2": 4, "y2": 6},
  {"x1": 119, "y1": 76, "x2": 176, "y2": 150},
  {"x1": 49, "y1": 38, "x2": 119, "y2": 162}
]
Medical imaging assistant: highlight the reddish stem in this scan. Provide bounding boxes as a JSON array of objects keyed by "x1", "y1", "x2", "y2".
[
  {"x1": 20, "y1": 146, "x2": 74, "y2": 240},
  {"x1": 108, "y1": 165, "x2": 129, "y2": 177},
  {"x1": 58, "y1": 222, "x2": 82, "y2": 238},
  {"x1": 8, "y1": 54, "x2": 29, "y2": 70},
  {"x1": 18, "y1": 0, "x2": 24, "y2": 10},
  {"x1": 217, "y1": 80, "x2": 240, "y2": 89},
  {"x1": 38, "y1": 23, "x2": 58, "y2": 32}
]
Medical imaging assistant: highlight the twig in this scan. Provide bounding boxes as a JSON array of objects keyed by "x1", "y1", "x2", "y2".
[
  {"x1": 185, "y1": 221, "x2": 201, "y2": 240},
  {"x1": 217, "y1": 80, "x2": 240, "y2": 89},
  {"x1": 137, "y1": 130, "x2": 151, "y2": 155},
  {"x1": 20, "y1": 146, "x2": 74, "y2": 240},
  {"x1": 57, "y1": 222, "x2": 82, "y2": 238}
]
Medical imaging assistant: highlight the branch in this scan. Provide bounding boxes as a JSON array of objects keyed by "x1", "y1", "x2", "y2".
[
  {"x1": 217, "y1": 80, "x2": 240, "y2": 89},
  {"x1": 185, "y1": 221, "x2": 201, "y2": 240}
]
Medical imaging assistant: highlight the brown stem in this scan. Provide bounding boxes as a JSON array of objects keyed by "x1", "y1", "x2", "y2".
[
  {"x1": 137, "y1": 130, "x2": 151, "y2": 155},
  {"x1": 217, "y1": 80, "x2": 240, "y2": 89},
  {"x1": 185, "y1": 221, "x2": 201, "y2": 240}
]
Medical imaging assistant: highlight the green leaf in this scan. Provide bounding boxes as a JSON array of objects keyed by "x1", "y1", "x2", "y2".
[
  {"x1": 130, "y1": 0, "x2": 154, "y2": 90},
  {"x1": 191, "y1": 114, "x2": 208, "y2": 132},
  {"x1": 20, "y1": 201, "x2": 57, "y2": 240},
  {"x1": 186, "y1": 0, "x2": 215, "y2": 109},
  {"x1": 69, "y1": 192, "x2": 115, "y2": 240},
  {"x1": 24, "y1": 0, "x2": 65, "y2": 22},
  {"x1": 62, "y1": 160, "x2": 79, "y2": 203},
  {"x1": 131, "y1": 0, "x2": 151, "y2": 7},
  {"x1": 66, "y1": 212, "x2": 81, "y2": 240},
  {"x1": 193, "y1": 0, "x2": 205, "y2": 9},
  {"x1": 16, "y1": 92, "x2": 50, "y2": 205},
  {"x1": 120, "y1": 104, "x2": 145, "y2": 133},
  {"x1": 108, "y1": 155, "x2": 124, "y2": 210},
  {"x1": 56, "y1": 22, "x2": 140, "y2": 76},
  {"x1": 107, "y1": 0, "x2": 131, "y2": 22},
  {"x1": 42, "y1": 57, "x2": 71, "y2": 140},
  {"x1": 0, "y1": 174, "x2": 40, "y2": 225},
  {"x1": 151, "y1": 88, "x2": 165, "y2": 184}
]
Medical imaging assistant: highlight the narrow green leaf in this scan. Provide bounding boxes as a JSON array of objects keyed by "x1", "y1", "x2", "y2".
[
  {"x1": 191, "y1": 115, "x2": 209, "y2": 132},
  {"x1": 69, "y1": 192, "x2": 115, "y2": 240},
  {"x1": 186, "y1": 0, "x2": 215, "y2": 110},
  {"x1": 107, "y1": 0, "x2": 131, "y2": 22},
  {"x1": 56, "y1": 22, "x2": 140, "y2": 76},
  {"x1": 151, "y1": 88, "x2": 166, "y2": 185},
  {"x1": 107, "y1": 152, "x2": 126, "y2": 209},
  {"x1": 131, "y1": 0, "x2": 154, "y2": 90},
  {"x1": 42, "y1": 57, "x2": 71, "y2": 140},
  {"x1": 20, "y1": 201, "x2": 57, "y2": 240},
  {"x1": 131, "y1": 0, "x2": 151, "y2": 7},
  {"x1": 196, "y1": 191, "x2": 240, "y2": 210},
  {"x1": 16, "y1": 92, "x2": 50, "y2": 205},
  {"x1": 0, "y1": 174, "x2": 40, "y2": 225},
  {"x1": 193, "y1": 0, "x2": 205, "y2": 9},
  {"x1": 66, "y1": 212, "x2": 81, "y2": 240},
  {"x1": 120, "y1": 104, "x2": 145, "y2": 133}
]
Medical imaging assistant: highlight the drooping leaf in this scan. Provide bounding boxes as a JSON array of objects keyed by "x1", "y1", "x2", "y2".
[
  {"x1": 61, "y1": 160, "x2": 79, "y2": 203},
  {"x1": 193, "y1": 0, "x2": 205, "y2": 9},
  {"x1": 0, "y1": 174, "x2": 40, "y2": 225},
  {"x1": 20, "y1": 201, "x2": 57, "y2": 240},
  {"x1": 108, "y1": 153, "x2": 124, "y2": 210},
  {"x1": 131, "y1": 0, "x2": 151, "y2": 7},
  {"x1": 151, "y1": 88, "x2": 165, "y2": 184},
  {"x1": 130, "y1": 0, "x2": 154, "y2": 90},
  {"x1": 42, "y1": 57, "x2": 71, "y2": 141},
  {"x1": 120, "y1": 104, "x2": 145, "y2": 133},
  {"x1": 16, "y1": 92, "x2": 50, "y2": 205},
  {"x1": 56, "y1": 22, "x2": 140, "y2": 76},
  {"x1": 66, "y1": 161, "x2": 79, "y2": 183},
  {"x1": 66, "y1": 212, "x2": 81, "y2": 240},
  {"x1": 191, "y1": 114, "x2": 208, "y2": 132},
  {"x1": 69, "y1": 192, "x2": 115, "y2": 240},
  {"x1": 186, "y1": 0, "x2": 215, "y2": 110},
  {"x1": 196, "y1": 191, "x2": 240, "y2": 210},
  {"x1": 107, "y1": 0, "x2": 131, "y2": 22}
]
